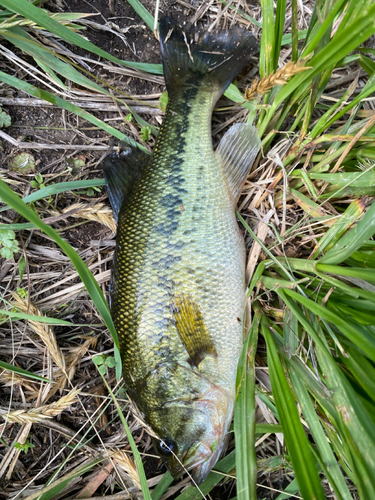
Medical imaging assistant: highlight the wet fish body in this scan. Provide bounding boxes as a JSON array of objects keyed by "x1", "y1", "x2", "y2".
[{"x1": 102, "y1": 17, "x2": 260, "y2": 484}]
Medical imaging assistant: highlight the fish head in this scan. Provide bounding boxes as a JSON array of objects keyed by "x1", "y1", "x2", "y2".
[{"x1": 151, "y1": 385, "x2": 233, "y2": 485}]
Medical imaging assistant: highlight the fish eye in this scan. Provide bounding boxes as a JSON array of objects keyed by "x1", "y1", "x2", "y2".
[{"x1": 158, "y1": 438, "x2": 176, "y2": 456}]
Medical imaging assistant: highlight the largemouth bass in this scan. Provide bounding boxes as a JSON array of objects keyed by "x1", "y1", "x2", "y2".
[{"x1": 102, "y1": 17, "x2": 260, "y2": 484}]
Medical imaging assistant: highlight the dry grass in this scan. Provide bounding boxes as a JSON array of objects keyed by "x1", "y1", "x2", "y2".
[
  {"x1": 244, "y1": 58, "x2": 312, "y2": 100},
  {"x1": 0, "y1": 388, "x2": 80, "y2": 424},
  {"x1": 11, "y1": 292, "x2": 66, "y2": 373}
]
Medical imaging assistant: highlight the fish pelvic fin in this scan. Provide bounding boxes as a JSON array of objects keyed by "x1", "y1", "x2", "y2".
[
  {"x1": 216, "y1": 123, "x2": 261, "y2": 202},
  {"x1": 159, "y1": 17, "x2": 258, "y2": 96},
  {"x1": 101, "y1": 144, "x2": 149, "y2": 221},
  {"x1": 171, "y1": 295, "x2": 217, "y2": 367}
]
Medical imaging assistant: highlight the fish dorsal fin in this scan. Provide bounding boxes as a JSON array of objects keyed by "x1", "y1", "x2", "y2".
[
  {"x1": 171, "y1": 296, "x2": 217, "y2": 367},
  {"x1": 216, "y1": 123, "x2": 261, "y2": 202},
  {"x1": 101, "y1": 144, "x2": 149, "y2": 221}
]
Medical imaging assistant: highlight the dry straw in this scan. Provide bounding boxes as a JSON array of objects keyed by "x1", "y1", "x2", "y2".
[
  {"x1": 0, "y1": 388, "x2": 80, "y2": 424},
  {"x1": 245, "y1": 58, "x2": 312, "y2": 100},
  {"x1": 111, "y1": 450, "x2": 141, "y2": 490},
  {"x1": 0, "y1": 372, "x2": 38, "y2": 392},
  {"x1": 11, "y1": 292, "x2": 66, "y2": 372},
  {"x1": 50, "y1": 337, "x2": 97, "y2": 396},
  {"x1": 61, "y1": 202, "x2": 116, "y2": 233}
]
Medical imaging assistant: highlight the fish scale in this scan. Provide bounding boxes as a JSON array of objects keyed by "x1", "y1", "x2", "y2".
[{"x1": 102, "y1": 17, "x2": 260, "y2": 484}]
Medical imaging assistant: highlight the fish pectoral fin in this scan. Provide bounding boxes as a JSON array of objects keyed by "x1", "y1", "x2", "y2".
[
  {"x1": 171, "y1": 296, "x2": 217, "y2": 367},
  {"x1": 101, "y1": 143, "x2": 149, "y2": 221},
  {"x1": 216, "y1": 123, "x2": 261, "y2": 202}
]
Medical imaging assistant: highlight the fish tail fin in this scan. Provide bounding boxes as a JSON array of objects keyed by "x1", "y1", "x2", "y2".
[{"x1": 159, "y1": 17, "x2": 258, "y2": 95}]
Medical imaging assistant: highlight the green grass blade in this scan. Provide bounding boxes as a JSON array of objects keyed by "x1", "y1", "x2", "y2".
[
  {"x1": 313, "y1": 342, "x2": 375, "y2": 497},
  {"x1": 234, "y1": 306, "x2": 260, "y2": 500},
  {"x1": 341, "y1": 347, "x2": 375, "y2": 401},
  {"x1": 311, "y1": 199, "x2": 365, "y2": 258},
  {"x1": 0, "y1": 71, "x2": 148, "y2": 148},
  {"x1": 101, "y1": 377, "x2": 151, "y2": 500},
  {"x1": 283, "y1": 288, "x2": 375, "y2": 363},
  {"x1": 150, "y1": 472, "x2": 174, "y2": 500},
  {"x1": 126, "y1": 0, "x2": 154, "y2": 31},
  {"x1": 279, "y1": 290, "x2": 375, "y2": 495},
  {"x1": 0, "y1": 179, "x2": 121, "y2": 376},
  {"x1": 259, "y1": 3, "x2": 375, "y2": 136},
  {"x1": 0, "y1": 360, "x2": 53, "y2": 383},
  {"x1": 301, "y1": 0, "x2": 348, "y2": 57},
  {"x1": 261, "y1": 318, "x2": 326, "y2": 500},
  {"x1": 320, "y1": 199, "x2": 375, "y2": 264},
  {"x1": 2, "y1": 26, "x2": 109, "y2": 93},
  {"x1": 22, "y1": 457, "x2": 105, "y2": 500},
  {"x1": 259, "y1": 0, "x2": 275, "y2": 77},
  {"x1": 174, "y1": 451, "x2": 236, "y2": 499},
  {"x1": 0, "y1": 0, "x2": 163, "y2": 75},
  {"x1": 291, "y1": 0, "x2": 298, "y2": 62},
  {"x1": 289, "y1": 368, "x2": 352, "y2": 500},
  {"x1": 0, "y1": 309, "x2": 78, "y2": 325},
  {"x1": 255, "y1": 423, "x2": 283, "y2": 433},
  {"x1": 0, "y1": 179, "x2": 106, "y2": 212},
  {"x1": 274, "y1": 0, "x2": 287, "y2": 71}
]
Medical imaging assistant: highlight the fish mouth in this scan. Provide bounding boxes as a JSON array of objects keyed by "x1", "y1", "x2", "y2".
[
  {"x1": 183, "y1": 437, "x2": 228, "y2": 485},
  {"x1": 182, "y1": 387, "x2": 234, "y2": 485}
]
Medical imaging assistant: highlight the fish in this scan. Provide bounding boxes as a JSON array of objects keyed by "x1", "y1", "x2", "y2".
[{"x1": 101, "y1": 16, "x2": 260, "y2": 485}]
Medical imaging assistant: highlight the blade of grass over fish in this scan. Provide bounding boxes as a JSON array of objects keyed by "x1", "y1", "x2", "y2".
[
  {"x1": 101, "y1": 377, "x2": 151, "y2": 500},
  {"x1": 0, "y1": 71, "x2": 149, "y2": 149},
  {"x1": 0, "y1": 360, "x2": 53, "y2": 383},
  {"x1": 320, "y1": 199, "x2": 375, "y2": 265},
  {"x1": 289, "y1": 368, "x2": 352, "y2": 500},
  {"x1": 0, "y1": 180, "x2": 106, "y2": 212},
  {"x1": 0, "y1": 178, "x2": 121, "y2": 379},
  {"x1": 126, "y1": 0, "x2": 155, "y2": 31},
  {"x1": 261, "y1": 318, "x2": 326, "y2": 500},
  {"x1": 174, "y1": 451, "x2": 235, "y2": 500},
  {"x1": 234, "y1": 306, "x2": 260, "y2": 500},
  {"x1": 150, "y1": 472, "x2": 174, "y2": 500},
  {"x1": 0, "y1": 0, "x2": 163, "y2": 75}
]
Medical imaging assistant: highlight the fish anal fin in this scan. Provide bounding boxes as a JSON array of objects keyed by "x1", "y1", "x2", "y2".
[
  {"x1": 216, "y1": 123, "x2": 261, "y2": 202},
  {"x1": 101, "y1": 143, "x2": 149, "y2": 221},
  {"x1": 171, "y1": 296, "x2": 217, "y2": 367}
]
